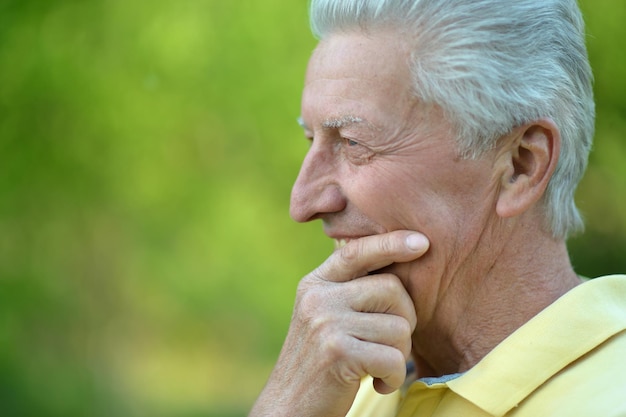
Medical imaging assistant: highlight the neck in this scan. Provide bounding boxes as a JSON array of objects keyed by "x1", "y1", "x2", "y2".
[{"x1": 410, "y1": 226, "x2": 582, "y2": 378}]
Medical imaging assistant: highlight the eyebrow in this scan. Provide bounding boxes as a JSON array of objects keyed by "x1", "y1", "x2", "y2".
[
  {"x1": 322, "y1": 115, "x2": 364, "y2": 129},
  {"x1": 296, "y1": 115, "x2": 365, "y2": 131}
]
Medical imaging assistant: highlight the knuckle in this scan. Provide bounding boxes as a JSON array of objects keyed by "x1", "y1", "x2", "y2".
[
  {"x1": 324, "y1": 337, "x2": 365, "y2": 386},
  {"x1": 307, "y1": 313, "x2": 333, "y2": 336},
  {"x1": 309, "y1": 261, "x2": 330, "y2": 281},
  {"x1": 322, "y1": 331, "x2": 347, "y2": 355},
  {"x1": 396, "y1": 318, "x2": 413, "y2": 340},
  {"x1": 378, "y1": 234, "x2": 396, "y2": 255},
  {"x1": 337, "y1": 240, "x2": 361, "y2": 265},
  {"x1": 370, "y1": 275, "x2": 405, "y2": 307},
  {"x1": 321, "y1": 331, "x2": 352, "y2": 365},
  {"x1": 389, "y1": 318, "x2": 413, "y2": 358},
  {"x1": 378, "y1": 273, "x2": 402, "y2": 293},
  {"x1": 330, "y1": 360, "x2": 363, "y2": 387},
  {"x1": 295, "y1": 283, "x2": 324, "y2": 316},
  {"x1": 304, "y1": 264, "x2": 327, "y2": 285},
  {"x1": 294, "y1": 287, "x2": 345, "y2": 338}
]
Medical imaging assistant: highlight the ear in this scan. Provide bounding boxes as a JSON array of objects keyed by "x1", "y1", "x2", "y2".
[{"x1": 496, "y1": 119, "x2": 560, "y2": 219}]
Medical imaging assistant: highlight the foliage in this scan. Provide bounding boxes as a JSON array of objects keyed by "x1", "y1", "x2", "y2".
[{"x1": 0, "y1": 1, "x2": 624, "y2": 416}]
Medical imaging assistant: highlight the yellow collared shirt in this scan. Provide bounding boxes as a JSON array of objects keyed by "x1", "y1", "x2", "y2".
[{"x1": 346, "y1": 275, "x2": 626, "y2": 417}]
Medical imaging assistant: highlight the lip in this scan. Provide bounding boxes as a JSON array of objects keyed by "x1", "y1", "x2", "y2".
[{"x1": 325, "y1": 226, "x2": 386, "y2": 250}]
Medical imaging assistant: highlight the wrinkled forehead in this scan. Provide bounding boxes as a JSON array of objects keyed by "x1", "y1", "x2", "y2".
[
  {"x1": 306, "y1": 30, "x2": 412, "y2": 84},
  {"x1": 301, "y1": 32, "x2": 417, "y2": 133}
]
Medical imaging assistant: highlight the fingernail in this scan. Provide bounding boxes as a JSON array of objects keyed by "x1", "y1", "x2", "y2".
[{"x1": 406, "y1": 233, "x2": 429, "y2": 251}]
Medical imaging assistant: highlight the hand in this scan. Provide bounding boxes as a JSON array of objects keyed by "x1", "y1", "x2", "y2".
[{"x1": 249, "y1": 231, "x2": 430, "y2": 417}]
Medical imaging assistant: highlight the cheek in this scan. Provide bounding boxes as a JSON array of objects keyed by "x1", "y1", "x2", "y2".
[
  {"x1": 350, "y1": 160, "x2": 495, "y2": 239},
  {"x1": 348, "y1": 164, "x2": 449, "y2": 229}
]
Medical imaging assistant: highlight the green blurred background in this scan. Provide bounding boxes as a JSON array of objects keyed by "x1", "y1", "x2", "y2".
[{"x1": 0, "y1": 1, "x2": 624, "y2": 416}]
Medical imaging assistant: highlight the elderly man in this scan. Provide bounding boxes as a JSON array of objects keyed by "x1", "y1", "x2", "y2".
[{"x1": 251, "y1": 0, "x2": 626, "y2": 416}]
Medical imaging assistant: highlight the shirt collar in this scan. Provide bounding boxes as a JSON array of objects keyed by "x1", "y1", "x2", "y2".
[{"x1": 446, "y1": 275, "x2": 626, "y2": 416}]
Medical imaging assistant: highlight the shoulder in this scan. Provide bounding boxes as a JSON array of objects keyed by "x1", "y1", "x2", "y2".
[
  {"x1": 510, "y1": 276, "x2": 626, "y2": 417},
  {"x1": 511, "y1": 330, "x2": 626, "y2": 416}
]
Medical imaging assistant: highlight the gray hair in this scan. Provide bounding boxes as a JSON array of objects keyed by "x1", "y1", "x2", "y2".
[{"x1": 309, "y1": 0, "x2": 595, "y2": 239}]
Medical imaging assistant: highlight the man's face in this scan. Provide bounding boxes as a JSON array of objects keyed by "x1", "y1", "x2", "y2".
[{"x1": 291, "y1": 31, "x2": 503, "y2": 319}]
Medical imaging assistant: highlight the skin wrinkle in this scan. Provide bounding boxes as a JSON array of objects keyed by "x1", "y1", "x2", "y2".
[
  {"x1": 293, "y1": 29, "x2": 582, "y2": 377},
  {"x1": 420, "y1": 206, "x2": 574, "y2": 375},
  {"x1": 415, "y1": 225, "x2": 491, "y2": 372},
  {"x1": 450, "y1": 154, "x2": 515, "y2": 357},
  {"x1": 250, "y1": 4, "x2": 598, "y2": 414},
  {"x1": 451, "y1": 231, "x2": 509, "y2": 368},
  {"x1": 406, "y1": 132, "x2": 515, "y2": 374}
]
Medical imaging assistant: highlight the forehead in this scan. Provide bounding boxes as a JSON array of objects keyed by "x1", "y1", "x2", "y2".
[
  {"x1": 302, "y1": 31, "x2": 416, "y2": 128},
  {"x1": 307, "y1": 30, "x2": 411, "y2": 77}
]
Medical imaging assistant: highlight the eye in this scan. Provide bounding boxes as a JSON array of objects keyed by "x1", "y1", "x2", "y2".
[{"x1": 341, "y1": 137, "x2": 375, "y2": 165}]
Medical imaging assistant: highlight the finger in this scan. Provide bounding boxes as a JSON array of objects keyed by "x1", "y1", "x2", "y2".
[
  {"x1": 343, "y1": 273, "x2": 417, "y2": 331},
  {"x1": 322, "y1": 335, "x2": 407, "y2": 393},
  {"x1": 373, "y1": 377, "x2": 399, "y2": 395},
  {"x1": 356, "y1": 342, "x2": 407, "y2": 393},
  {"x1": 314, "y1": 231, "x2": 430, "y2": 283},
  {"x1": 346, "y1": 312, "x2": 414, "y2": 360}
]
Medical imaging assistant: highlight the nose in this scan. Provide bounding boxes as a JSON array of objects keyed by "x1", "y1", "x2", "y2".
[{"x1": 289, "y1": 144, "x2": 347, "y2": 222}]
